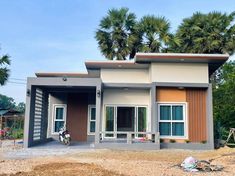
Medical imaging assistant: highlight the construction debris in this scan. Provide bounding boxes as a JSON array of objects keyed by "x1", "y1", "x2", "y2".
[{"x1": 181, "y1": 156, "x2": 223, "y2": 172}]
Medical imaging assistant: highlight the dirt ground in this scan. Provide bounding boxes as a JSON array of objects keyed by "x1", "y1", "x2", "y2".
[{"x1": 0, "y1": 141, "x2": 235, "y2": 176}]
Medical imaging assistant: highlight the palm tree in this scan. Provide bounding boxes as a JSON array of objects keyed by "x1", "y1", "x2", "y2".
[
  {"x1": 0, "y1": 53, "x2": 10, "y2": 85},
  {"x1": 95, "y1": 8, "x2": 137, "y2": 60},
  {"x1": 172, "y1": 11, "x2": 235, "y2": 55},
  {"x1": 138, "y1": 15, "x2": 180, "y2": 53}
]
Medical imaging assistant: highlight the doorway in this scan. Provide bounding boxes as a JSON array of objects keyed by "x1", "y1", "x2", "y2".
[{"x1": 117, "y1": 107, "x2": 135, "y2": 138}]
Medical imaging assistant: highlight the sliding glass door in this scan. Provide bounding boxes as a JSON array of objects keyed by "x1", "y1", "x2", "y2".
[{"x1": 104, "y1": 105, "x2": 147, "y2": 138}]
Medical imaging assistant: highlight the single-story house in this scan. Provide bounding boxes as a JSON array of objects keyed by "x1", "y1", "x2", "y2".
[
  {"x1": 24, "y1": 53, "x2": 229, "y2": 150},
  {"x1": 0, "y1": 109, "x2": 24, "y2": 130}
]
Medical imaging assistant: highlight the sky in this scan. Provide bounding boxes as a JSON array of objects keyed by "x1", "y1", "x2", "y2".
[{"x1": 0, "y1": 0, "x2": 235, "y2": 103}]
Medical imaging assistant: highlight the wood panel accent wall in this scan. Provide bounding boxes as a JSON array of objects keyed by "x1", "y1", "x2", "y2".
[
  {"x1": 186, "y1": 89, "x2": 207, "y2": 142},
  {"x1": 156, "y1": 87, "x2": 186, "y2": 102},
  {"x1": 67, "y1": 93, "x2": 88, "y2": 141}
]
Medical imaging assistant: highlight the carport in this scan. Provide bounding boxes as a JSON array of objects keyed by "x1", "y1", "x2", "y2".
[{"x1": 24, "y1": 77, "x2": 102, "y2": 148}]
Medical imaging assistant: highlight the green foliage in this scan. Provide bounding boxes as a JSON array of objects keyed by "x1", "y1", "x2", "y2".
[
  {"x1": 213, "y1": 61, "x2": 235, "y2": 140},
  {"x1": 0, "y1": 94, "x2": 25, "y2": 113},
  {"x1": 172, "y1": 11, "x2": 235, "y2": 55},
  {"x1": 169, "y1": 139, "x2": 176, "y2": 143},
  {"x1": 0, "y1": 53, "x2": 10, "y2": 85},
  {"x1": 138, "y1": 15, "x2": 179, "y2": 53},
  {"x1": 95, "y1": 8, "x2": 138, "y2": 60},
  {"x1": 0, "y1": 94, "x2": 16, "y2": 109},
  {"x1": 185, "y1": 140, "x2": 190, "y2": 143},
  {"x1": 11, "y1": 128, "x2": 24, "y2": 139}
]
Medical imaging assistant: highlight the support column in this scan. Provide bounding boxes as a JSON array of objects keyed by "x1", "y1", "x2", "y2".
[
  {"x1": 207, "y1": 84, "x2": 214, "y2": 149},
  {"x1": 151, "y1": 83, "x2": 157, "y2": 133},
  {"x1": 23, "y1": 83, "x2": 36, "y2": 148},
  {"x1": 95, "y1": 84, "x2": 102, "y2": 144}
]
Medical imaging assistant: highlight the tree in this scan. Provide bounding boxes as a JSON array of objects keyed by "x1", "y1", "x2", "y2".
[
  {"x1": 95, "y1": 8, "x2": 138, "y2": 60},
  {"x1": 0, "y1": 52, "x2": 10, "y2": 85},
  {"x1": 138, "y1": 15, "x2": 180, "y2": 53},
  {"x1": 0, "y1": 94, "x2": 16, "y2": 109},
  {"x1": 172, "y1": 11, "x2": 235, "y2": 54},
  {"x1": 15, "y1": 102, "x2": 25, "y2": 113},
  {"x1": 213, "y1": 61, "x2": 235, "y2": 139}
]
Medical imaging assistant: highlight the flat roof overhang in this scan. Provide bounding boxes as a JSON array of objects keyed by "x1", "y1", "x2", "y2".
[
  {"x1": 135, "y1": 53, "x2": 229, "y2": 75},
  {"x1": 27, "y1": 77, "x2": 102, "y2": 88},
  {"x1": 85, "y1": 61, "x2": 149, "y2": 70}
]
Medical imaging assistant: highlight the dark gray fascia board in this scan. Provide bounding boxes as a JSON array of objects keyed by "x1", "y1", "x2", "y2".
[
  {"x1": 103, "y1": 83, "x2": 152, "y2": 89},
  {"x1": 155, "y1": 82, "x2": 209, "y2": 88},
  {"x1": 27, "y1": 77, "x2": 102, "y2": 87}
]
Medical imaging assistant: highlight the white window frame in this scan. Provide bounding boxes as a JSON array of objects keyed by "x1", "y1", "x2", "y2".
[
  {"x1": 157, "y1": 102, "x2": 188, "y2": 139},
  {"x1": 103, "y1": 104, "x2": 149, "y2": 139},
  {"x1": 52, "y1": 104, "x2": 67, "y2": 134},
  {"x1": 87, "y1": 105, "x2": 96, "y2": 135}
]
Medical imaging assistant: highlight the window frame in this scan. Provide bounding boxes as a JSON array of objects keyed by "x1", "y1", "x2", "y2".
[
  {"x1": 157, "y1": 102, "x2": 188, "y2": 139},
  {"x1": 87, "y1": 105, "x2": 96, "y2": 135},
  {"x1": 103, "y1": 104, "x2": 148, "y2": 139},
  {"x1": 52, "y1": 104, "x2": 67, "y2": 134}
]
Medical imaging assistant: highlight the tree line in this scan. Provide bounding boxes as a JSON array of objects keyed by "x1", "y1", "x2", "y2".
[{"x1": 95, "y1": 8, "x2": 235, "y2": 60}]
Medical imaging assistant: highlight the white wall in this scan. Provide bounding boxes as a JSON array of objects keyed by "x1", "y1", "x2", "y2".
[
  {"x1": 101, "y1": 69, "x2": 149, "y2": 83},
  {"x1": 103, "y1": 88, "x2": 150, "y2": 105},
  {"x1": 150, "y1": 63, "x2": 209, "y2": 83}
]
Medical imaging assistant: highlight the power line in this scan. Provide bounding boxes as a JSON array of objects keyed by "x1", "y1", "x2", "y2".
[
  {"x1": 10, "y1": 78, "x2": 27, "y2": 81},
  {"x1": 7, "y1": 81, "x2": 26, "y2": 85}
]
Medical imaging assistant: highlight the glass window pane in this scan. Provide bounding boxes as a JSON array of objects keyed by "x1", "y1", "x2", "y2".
[
  {"x1": 91, "y1": 107, "x2": 96, "y2": 120},
  {"x1": 138, "y1": 107, "x2": 147, "y2": 137},
  {"x1": 159, "y1": 122, "x2": 171, "y2": 135},
  {"x1": 105, "y1": 107, "x2": 114, "y2": 137},
  {"x1": 172, "y1": 122, "x2": 184, "y2": 136},
  {"x1": 56, "y1": 107, "x2": 64, "y2": 119},
  {"x1": 172, "y1": 106, "x2": 183, "y2": 120},
  {"x1": 160, "y1": 106, "x2": 171, "y2": 120},
  {"x1": 138, "y1": 107, "x2": 147, "y2": 132},
  {"x1": 90, "y1": 121, "x2": 96, "y2": 133},
  {"x1": 54, "y1": 121, "x2": 64, "y2": 132}
]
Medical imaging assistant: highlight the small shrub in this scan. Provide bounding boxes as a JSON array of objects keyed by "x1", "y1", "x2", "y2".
[
  {"x1": 169, "y1": 139, "x2": 176, "y2": 143},
  {"x1": 201, "y1": 140, "x2": 207, "y2": 144},
  {"x1": 185, "y1": 140, "x2": 190, "y2": 143},
  {"x1": 160, "y1": 139, "x2": 164, "y2": 143},
  {"x1": 11, "y1": 129, "x2": 24, "y2": 139}
]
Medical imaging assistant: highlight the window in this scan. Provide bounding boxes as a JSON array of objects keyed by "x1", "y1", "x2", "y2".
[
  {"x1": 88, "y1": 105, "x2": 96, "y2": 135},
  {"x1": 158, "y1": 103, "x2": 186, "y2": 138},
  {"x1": 53, "y1": 105, "x2": 66, "y2": 133}
]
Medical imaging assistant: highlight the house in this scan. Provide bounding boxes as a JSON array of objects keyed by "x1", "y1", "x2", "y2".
[
  {"x1": 24, "y1": 53, "x2": 229, "y2": 150},
  {"x1": 0, "y1": 109, "x2": 24, "y2": 130}
]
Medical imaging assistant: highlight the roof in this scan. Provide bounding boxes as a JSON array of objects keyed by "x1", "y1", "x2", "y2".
[
  {"x1": 35, "y1": 53, "x2": 229, "y2": 77},
  {"x1": 35, "y1": 72, "x2": 92, "y2": 78},
  {"x1": 0, "y1": 109, "x2": 22, "y2": 116},
  {"x1": 135, "y1": 53, "x2": 229, "y2": 75},
  {"x1": 85, "y1": 60, "x2": 149, "y2": 69}
]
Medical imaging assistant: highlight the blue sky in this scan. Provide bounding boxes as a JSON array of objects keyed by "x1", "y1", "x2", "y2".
[{"x1": 0, "y1": 0, "x2": 235, "y2": 103}]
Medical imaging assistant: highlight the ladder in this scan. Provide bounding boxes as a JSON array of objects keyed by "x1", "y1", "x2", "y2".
[{"x1": 225, "y1": 128, "x2": 235, "y2": 146}]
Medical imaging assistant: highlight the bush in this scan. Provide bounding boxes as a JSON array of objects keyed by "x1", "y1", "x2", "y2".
[
  {"x1": 185, "y1": 140, "x2": 190, "y2": 143},
  {"x1": 169, "y1": 139, "x2": 176, "y2": 143},
  {"x1": 160, "y1": 139, "x2": 164, "y2": 143},
  {"x1": 11, "y1": 129, "x2": 24, "y2": 139},
  {"x1": 201, "y1": 140, "x2": 207, "y2": 144}
]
